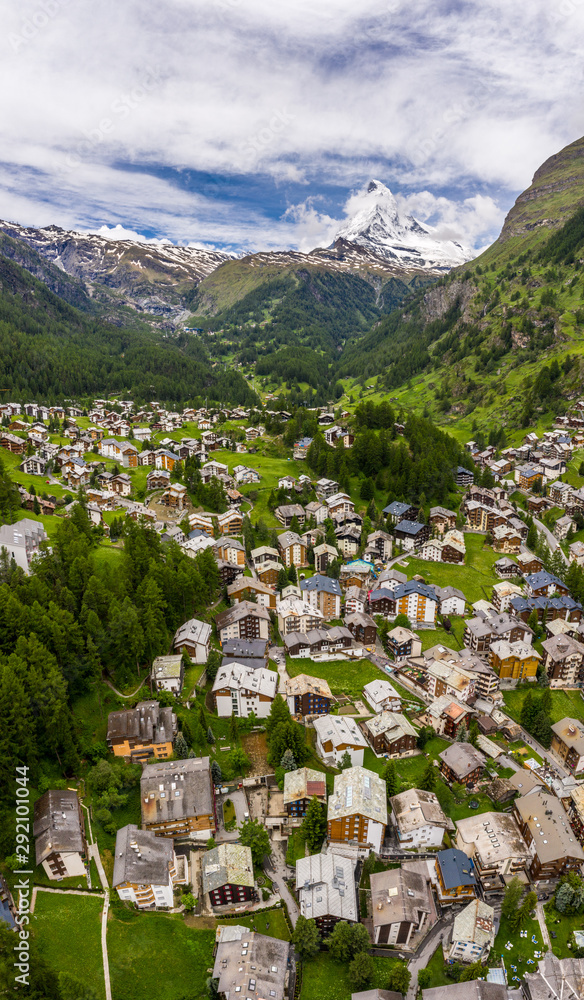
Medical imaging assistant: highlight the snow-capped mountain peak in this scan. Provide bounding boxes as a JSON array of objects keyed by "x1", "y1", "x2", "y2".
[{"x1": 334, "y1": 180, "x2": 472, "y2": 273}]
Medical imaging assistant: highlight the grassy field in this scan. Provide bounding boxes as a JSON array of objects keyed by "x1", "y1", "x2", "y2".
[
  {"x1": 543, "y1": 901, "x2": 584, "y2": 958},
  {"x1": 286, "y1": 826, "x2": 308, "y2": 864},
  {"x1": 493, "y1": 913, "x2": 543, "y2": 987},
  {"x1": 401, "y1": 533, "x2": 501, "y2": 605},
  {"x1": 363, "y1": 736, "x2": 449, "y2": 785},
  {"x1": 217, "y1": 907, "x2": 291, "y2": 940},
  {"x1": 108, "y1": 912, "x2": 215, "y2": 1000},
  {"x1": 32, "y1": 891, "x2": 105, "y2": 1000},
  {"x1": 421, "y1": 944, "x2": 450, "y2": 988},
  {"x1": 419, "y1": 620, "x2": 466, "y2": 652},
  {"x1": 502, "y1": 686, "x2": 584, "y2": 725},
  {"x1": 286, "y1": 657, "x2": 385, "y2": 699},
  {"x1": 300, "y1": 952, "x2": 403, "y2": 1000}
]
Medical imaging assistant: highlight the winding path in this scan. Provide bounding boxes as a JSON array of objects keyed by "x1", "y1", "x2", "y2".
[{"x1": 103, "y1": 676, "x2": 148, "y2": 699}]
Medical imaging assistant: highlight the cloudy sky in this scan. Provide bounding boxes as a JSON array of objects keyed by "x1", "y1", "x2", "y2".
[{"x1": 1, "y1": 0, "x2": 583, "y2": 254}]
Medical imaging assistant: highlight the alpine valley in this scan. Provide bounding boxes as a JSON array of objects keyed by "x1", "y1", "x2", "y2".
[{"x1": 2, "y1": 136, "x2": 584, "y2": 434}]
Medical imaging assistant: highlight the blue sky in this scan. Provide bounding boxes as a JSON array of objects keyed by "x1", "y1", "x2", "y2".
[{"x1": 1, "y1": 0, "x2": 583, "y2": 254}]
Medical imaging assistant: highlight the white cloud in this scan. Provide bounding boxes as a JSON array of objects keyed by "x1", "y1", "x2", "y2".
[{"x1": 0, "y1": 0, "x2": 583, "y2": 249}]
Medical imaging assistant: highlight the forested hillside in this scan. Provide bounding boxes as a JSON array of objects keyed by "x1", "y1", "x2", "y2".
[
  {"x1": 338, "y1": 135, "x2": 584, "y2": 435},
  {"x1": 0, "y1": 253, "x2": 257, "y2": 406}
]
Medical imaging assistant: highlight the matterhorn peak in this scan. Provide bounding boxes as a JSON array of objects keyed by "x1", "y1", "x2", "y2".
[{"x1": 334, "y1": 179, "x2": 472, "y2": 273}]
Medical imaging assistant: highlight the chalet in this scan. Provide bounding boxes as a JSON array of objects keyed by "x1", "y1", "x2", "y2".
[
  {"x1": 313, "y1": 542, "x2": 339, "y2": 573},
  {"x1": 222, "y1": 638, "x2": 268, "y2": 670},
  {"x1": 463, "y1": 611, "x2": 533, "y2": 654},
  {"x1": 550, "y1": 717, "x2": 584, "y2": 774},
  {"x1": 300, "y1": 574, "x2": 342, "y2": 618},
  {"x1": 370, "y1": 867, "x2": 434, "y2": 946},
  {"x1": 202, "y1": 843, "x2": 255, "y2": 908},
  {"x1": 394, "y1": 519, "x2": 430, "y2": 550},
  {"x1": 386, "y1": 625, "x2": 422, "y2": 662},
  {"x1": 140, "y1": 756, "x2": 216, "y2": 840},
  {"x1": 227, "y1": 576, "x2": 276, "y2": 609},
  {"x1": 215, "y1": 602, "x2": 271, "y2": 643},
  {"x1": 0, "y1": 518, "x2": 47, "y2": 574},
  {"x1": 439, "y1": 743, "x2": 486, "y2": 788},
  {"x1": 382, "y1": 501, "x2": 418, "y2": 525},
  {"x1": 233, "y1": 465, "x2": 260, "y2": 484},
  {"x1": 285, "y1": 674, "x2": 332, "y2": 716},
  {"x1": 212, "y1": 661, "x2": 277, "y2": 717},
  {"x1": 365, "y1": 529, "x2": 393, "y2": 561},
  {"x1": 313, "y1": 715, "x2": 367, "y2": 767},
  {"x1": 294, "y1": 436, "x2": 312, "y2": 459},
  {"x1": 20, "y1": 454, "x2": 48, "y2": 476},
  {"x1": 455, "y1": 466, "x2": 474, "y2": 486},
  {"x1": 212, "y1": 927, "x2": 289, "y2": 1000},
  {"x1": 429, "y1": 506, "x2": 457, "y2": 533},
  {"x1": 516, "y1": 464, "x2": 543, "y2": 489},
  {"x1": 147, "y1": 469, "x2": 170, "y2": 490},
  {"x1": 541, "y1": 634, "x2": 584, "y2": 687},
  {"x1": 151, "y1": 654, "x2": 184, "y2": 695},
  {"x1": 390, "y1": 789, "x2": 450, "y2": 849},
  {"x1": 514, "y1": 789, "x2": 584, "y2": 879},
  {"x1": 327, "y1": 492, "x2": 355, "y2": 517},
  {"x1": 525, "y1": 570, "x2": 569, "y2": 598},
  {"x1": 435, "y1": 585, "x2": 466, "y2": 616},
  {"x1": 283, "y1": 625, "x2": 352, "y2": 658},
  {"x1": 217, "y1": 509, "x2": 243, "y2": 535},
  {"x1": 344, "y1": 586, "x2": 367, "y2": 614},
  {"x1": 361, "y1": 679, "x2": 401, "y2": 715},
  {"x1": 362, "y1": 711, "x2": 417, "y2": 756},
  {"x1": 305, "y1": 500, "x2": 328, "y2": 524},
  {"x1": 516, "y1": 551, "x2": 544, "y2": 576},
  {"x1": 490, "y1": 640, "x2": 540, "y2": 681},
  {"x1": 345, "y1": 611, "x2": 377, "y2": 646},
  {"x1": 113, "y1": 824, "x2": 187, "y2": 908},
  {"x1": 510, "y1": 594, "x2": 583, "y2": 624},
  {"x1": 213, "y1": 537, "x2": 246, "y2": 566},
  {"x1": 251, "y1": 544, "x2": 279, "y2": 567},
  {"x1": 283, "y1": 767, "x2": 327, "y2": 819},
  {"x1": 275, "y1": 503, "x2": 305, "y2": 527},
  {"x1": 255, "y1": 560, "x2": 284, "y2": 587},
  {"x1": 334, "y1": 523, "x2": 361, "y2": 557},
  {"x1": 455, "y1": 811, "x2": 532, "y2": 883},
  {"x1": 448, "y1": 899, "x2": 495, "y2": 965},
  {"x1": 107, "y1": 701, "x2": 177, "y2": 762},
  {"x1": 327, "y1": 766, "x2": 387, "y2": 850},
  {"x1": 491, "y1": 581, "x2": 523, "y2": 613},
  {"x1": 110, "y1": 473, "x2": 132, "y2": 496},
  {"x1": 433, "y1": 847, "x2": 477, "y2": 903},
  {"x1": 201, "y1": 460, "x2": 229, "y2": 482},
  {"x1": 33, "y1": 790, "x2": 87, "y2": 881},
  {"x1": 277, "y1": 531, "x2": 307, "y2": 567},
  {"x1": 277, "y1": 596, "x2": 324, "y2": 634},
  {"x1": 296, "y1": 853, "x2": 357, "y2": 935}
]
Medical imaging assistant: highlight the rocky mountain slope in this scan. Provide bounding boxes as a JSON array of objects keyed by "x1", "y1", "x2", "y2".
[
  {"x1": 340, "y1": 134, "x2": 584, "y2": 437},
  {"x1": 0, "y1": 221, "x2": 233, "y2": 319}
]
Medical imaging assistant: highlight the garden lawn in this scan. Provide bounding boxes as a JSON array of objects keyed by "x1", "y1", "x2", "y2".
[
  {"x1": 108, "y1": 912, "x2": 215, "y2": 1000},
  {"x1": 286, "y1": 827, "x2": 307, "y2": 864},
  {"x1": 287, "y1": 657, "x2": 387, "y2": 700},
  {"x1": 419, "y1": 620, "x2": 465, "y2": 652},
  {"x1": 492, "y1": 913, "x2": 544, "y2": 986},
  {"x1": 402, "y1": 533, "x2": 502, "y2": 605},
  {"x1": 32, "y1": 891, "x2": 105, "y2": 1000},
  {"x1": 435, "y1": 780, "x2": 497, "y2": 822},
  {"x1": 217, "y1": 908, "x2": 291, "y2": 941},
  {"x1": 502, "y1": 687, "x2": 584, "y2": 726},
  {"x1": 544, "y1": 901, "x2": 584, "y2": 959},
  {"x1": 300, "y1": 952, "x2": 402, "y2": 1000},
  {"x1": 421, "y1": 945, "x2": 450, "y2": 988},
  {"x1": 183, "y1": 661, "x2": 206, "y2": 697},
  {"x1": 363, "y1": 737, "x2": 449, "y2": 785}
]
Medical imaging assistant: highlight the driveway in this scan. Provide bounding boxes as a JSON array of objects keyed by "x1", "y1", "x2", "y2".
[
  {"x1": 533, "y1": 517, "x2": 568, "y2": 565},
  {"x1": 215, "y1": 788, "x2": 249, "y2": 842},
  {"x1": 266, "y1": 840, "x2": 299, "y2": 927},
  {"x1": 269, "y1": 646, "x2": 289, "y2": 695}
]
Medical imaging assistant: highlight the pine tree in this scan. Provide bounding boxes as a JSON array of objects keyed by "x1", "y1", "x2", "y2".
[
  {"x1": 502, "y1": 877, "x2": 524, "y2": 920},
  {"x1": 174, "y1": 732, "x2": 189, "y2": 759},
  {"x1": 280, "y1": 749, "x2": 296, "y2": 772},
  {"x1": 382, "y1": 760, "x2": 398, "y2": 798},
  {"x1": 456, "y1": 723, "x2": 469, "y2": 743},
  {"x1": 229, "y1": 713, "x2": 239, "y2": 744},
  {"x1": 302, "y1": 795, "x2": 327, "y2": 852},
  {"x1": 211, "y1": 760, "x2": 222, "y2": 785},
  {"x1": 287, "y1": 564, "x2": 297, "y2": 584},
  {"x1": 555, "y1": 882, "x2": 574, "y2": 913},
  {"x1": 340, "y1": 750, "x2": 353, "y2": 770},
  {"x1": 207, "y1": 726, "x2": 216, "y2": 744},
  {"x1": 419, "y1": 762, "x2": 436, "y2": 792},
  {"x1": 291, "y1": 916, "x2": 320, "y2": 960}
]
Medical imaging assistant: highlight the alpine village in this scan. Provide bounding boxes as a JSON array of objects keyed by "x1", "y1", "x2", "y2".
[{"x1": 8, "y1": 137, "x2": 584, "y2": 1000}]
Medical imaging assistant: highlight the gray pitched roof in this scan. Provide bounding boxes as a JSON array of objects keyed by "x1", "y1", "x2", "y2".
[
  {"x1": 296, "y1": 852, "x2": 357, "y2": 922},
  {"x1": 33, "y1": 790, "x2": 85, "y2": 865},
  {"x1": 112, "y1": 824, "x2": 173, "y2": 887},
  {"x1": 202, "y1": 843, "x2": 254, "y2": 893}
]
